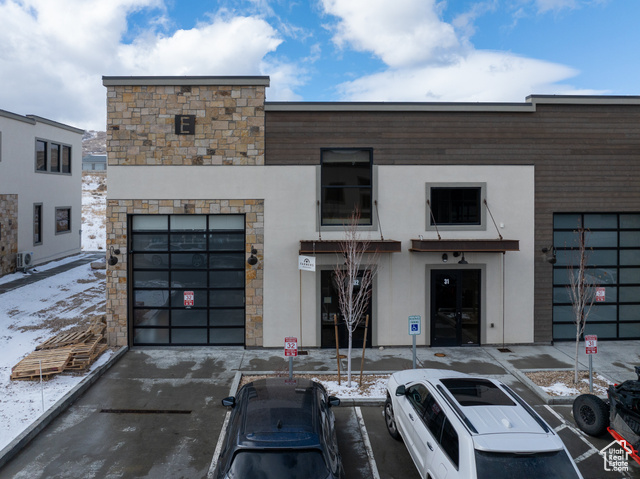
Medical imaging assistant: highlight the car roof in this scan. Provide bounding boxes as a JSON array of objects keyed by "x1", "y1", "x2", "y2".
[
  {"x1": 234, "y1": 377, "x2": 324, "y2": 449},
  {"x1": 392, "y1": 369, "x2": 564, "y2": 451}
]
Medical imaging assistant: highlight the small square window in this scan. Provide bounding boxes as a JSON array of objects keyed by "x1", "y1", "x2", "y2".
[
  {"x1": 426, "y1": 183, "x2": 486, "y2": 231},
  {"x1": 55, "y1": 207, "x2": 71, "y2": 234},
  {"x1": 431, "y1": 187, "x2": 481, "y2": 225}
]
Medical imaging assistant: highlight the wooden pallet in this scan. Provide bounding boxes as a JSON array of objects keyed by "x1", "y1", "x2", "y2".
[
  {"x1": 36, "y1": 330, "x2": 92, "y2": 350},
  {"x1": 11, "y1": 348, "x2": 73, "y2": 380}
]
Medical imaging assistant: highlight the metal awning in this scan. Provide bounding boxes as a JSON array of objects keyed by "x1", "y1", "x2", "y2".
[
  {"x1": 299, "y1": 240, "x2": 402, "y2": 254},
  {"x1": 409, "y1": 238, "x2": 519, "y2": 253}
]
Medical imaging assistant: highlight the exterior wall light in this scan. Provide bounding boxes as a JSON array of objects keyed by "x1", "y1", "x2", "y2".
[
  {"x1": 108, "y1": 246, "x2": 121, "y2": 266},
  {"x1": 247, "y1": 248, "x2": 258, "y2": 266},
  {"x1": 458, "y1": 253, "x2": 468, "y2": 265},
  {"x1": 442, "y1": 253, "x2": 448, "y2": 263},
  {"x1": 542, "y1": 247, "x2": 557, "y2": 264}
]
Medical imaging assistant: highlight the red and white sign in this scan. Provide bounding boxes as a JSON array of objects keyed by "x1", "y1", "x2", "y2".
[
  {"x1": 585, "y1": 334, "x2": 598, "y2": 355},
  {"x1": 184, "y1": 291, "x2": 194, "y2": 307},
  {"x1": 285, "y1": 337, "x2": 298, "y2": 357},
  {"x1": 596, "y1": 287, "x2": 606, "y2": 302}
]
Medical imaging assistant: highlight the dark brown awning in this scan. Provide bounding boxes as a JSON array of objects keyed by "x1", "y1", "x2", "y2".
[
  {"x1": 299, "y1": 240, "x2": 402, "y2": 254},
  {"x1": 410, "y1": 238, "x2": 519, "y2": 253}
]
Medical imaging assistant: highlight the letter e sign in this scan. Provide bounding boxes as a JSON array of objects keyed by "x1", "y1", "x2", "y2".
[{"x1": 175, "y1": 115, "x2": 196, "y2": 135}]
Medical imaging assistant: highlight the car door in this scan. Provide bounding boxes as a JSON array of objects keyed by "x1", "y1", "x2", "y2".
[
  {"x1": 394, "y1": 383, "x2": 434, "y2": 475},
  {"x1": 422, "y1": 395, "x2": 461, "y2": 479}
]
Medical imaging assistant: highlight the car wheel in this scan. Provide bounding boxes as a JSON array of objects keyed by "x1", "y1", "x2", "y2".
[
  {"x1": 573, "y1": 393, "x2": 610, "y2": 436},
  {"x1": 384, "y1": 396, "x2": 401, "y2": 441}
]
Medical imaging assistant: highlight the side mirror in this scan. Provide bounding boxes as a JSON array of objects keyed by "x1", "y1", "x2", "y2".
[
  {"x1": 395, "y1": 385, "x2": 406, "y2": 397},
  {"x1": 221, "y1": 396, "x2": 236, "y2": 408},
  {"x1": 328, "y1": 396, "x2": 341, "y2": 408}
]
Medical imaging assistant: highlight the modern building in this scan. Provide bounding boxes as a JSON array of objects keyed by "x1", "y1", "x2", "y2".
[
  {"x1": 102, "y1": 76, "x2": 640, "y2": 349},
  {"x1": 82, "y1": 154, "x2": 107, "y2": 171},
  {"x1": 0, "y1": 109, "x2": 83, "y2": 276}
]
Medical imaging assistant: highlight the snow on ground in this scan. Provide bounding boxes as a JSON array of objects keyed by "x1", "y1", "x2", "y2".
[
  {"x1": 0, "y1": 260, "x2": 109, "y2": 451},
  {"x1": 81, "y1": 172, "x2": 106, "y2": 252},
  {"x1": 0, "y1": 173, "x2": 109, "y2": 451}
]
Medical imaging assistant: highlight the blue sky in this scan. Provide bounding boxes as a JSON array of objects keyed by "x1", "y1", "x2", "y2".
[{"x1": 0, "y1": 0, "x2": 637, "y2": 130}]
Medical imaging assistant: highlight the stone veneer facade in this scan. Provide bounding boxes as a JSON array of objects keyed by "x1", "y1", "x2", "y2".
[
  {"x1": 0, "y1": 194, "x2": 18, "y2": 276},
  {"x1": 104, "y1": 77, "x2": 268, "y2": 347}
]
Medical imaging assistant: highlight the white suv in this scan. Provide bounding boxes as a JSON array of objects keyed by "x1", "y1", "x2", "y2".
[{"x1": 385, "y1": 369, "x2": 583, "y2": 479}]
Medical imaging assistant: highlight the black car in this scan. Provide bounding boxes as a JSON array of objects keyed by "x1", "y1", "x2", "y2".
[{"x1": 213, "y1": 377, "x2": 345, "y2": 479}]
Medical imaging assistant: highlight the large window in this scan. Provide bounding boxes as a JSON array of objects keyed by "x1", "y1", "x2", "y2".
[
  {"x1": 35, "y1": 139, "x2": 71, "y2": 174},
  {"x1": 130, "y1": 214, "x2": 246, "y2": 346},
  {"x1": 426, "y1": 183, "x2": 486, "y2": 230},
  {"x1": 553, "y1": 213, "x2": 640, "y2": 340},
  {"x1": 55, "y1": 207, "x2": 71, "y2": 234},
  {"x1": 34, "y1": 204, "x2": 42, "y2": 245},
  {"x1": 320, "y1": 149, "x2": 372, "y2": 226}
]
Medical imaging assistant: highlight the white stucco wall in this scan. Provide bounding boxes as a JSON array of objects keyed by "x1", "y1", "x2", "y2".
[
  {"x1": 0, "y1": 112, "x2": 83, "y2": 265},
  {"x1": 109, "y1": 163, "x2": 535, "y2": 347}
]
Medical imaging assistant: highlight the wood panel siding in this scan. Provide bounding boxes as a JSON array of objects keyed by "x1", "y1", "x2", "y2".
[{"x1": 265, "y1": 101, "x2": 640, "y2": 342}]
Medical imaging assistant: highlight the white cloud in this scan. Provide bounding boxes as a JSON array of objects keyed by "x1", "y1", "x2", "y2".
[
  {"x1": 0, "y1": 0, "x2": 300, "y2": 130},
  {"x1": 321, "y1": 0, "x2": 603, "y2": 102},
  {"x1": 336, "y1": 51, "x2": 605, "y2": 102},
  {"x1": 321, "y1": 0, "x2": 461, "y2": 68}
]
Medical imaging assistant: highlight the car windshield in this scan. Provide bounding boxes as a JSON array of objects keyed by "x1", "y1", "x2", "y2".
[
  {"x1": 226, "y1": 449, "x2": 330, "y2": 479},
  {"x1": 475, "y1": 449, "x2": 580, "y2": 478}
]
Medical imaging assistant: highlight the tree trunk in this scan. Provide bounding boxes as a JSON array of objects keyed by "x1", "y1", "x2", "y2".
[{"x1": 347, "y1": 332, "x2": 353, "y2": 387}]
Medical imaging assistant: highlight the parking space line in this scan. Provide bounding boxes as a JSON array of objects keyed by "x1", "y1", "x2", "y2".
[
  {"x1": 355, "y1": 406, "x2": 381, "y2": 479},
  {"x1": 543, "y1": 405, "x2": 601, "y2": 463},
  {"x1": 207, "y1": 410, "x2": 231, "y2": 479}
]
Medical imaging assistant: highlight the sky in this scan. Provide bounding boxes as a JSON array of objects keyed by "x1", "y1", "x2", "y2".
[{"x1": 0, "y1": 0, "x2": 638, "y2": 131}]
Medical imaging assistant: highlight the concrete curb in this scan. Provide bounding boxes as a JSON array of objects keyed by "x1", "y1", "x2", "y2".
[
  {"x1": 511, "y1": 368, "x2": 610, "y2": 405},
  {"x1": 228, "y1": 370, "x2": 388, "y2": 407},
  {"x1": 0, "y1": 346, "x2": 128, "y2": 470}
]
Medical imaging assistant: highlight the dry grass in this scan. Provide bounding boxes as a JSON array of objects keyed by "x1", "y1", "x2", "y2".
[{"x1": 525, "y1": 370, "x2": 610, "y2": 396}]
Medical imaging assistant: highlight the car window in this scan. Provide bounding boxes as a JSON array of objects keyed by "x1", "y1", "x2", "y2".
[
  {"x1": 440, "y1": 417, "x2": 459, "y2": 468},
  {"x1": 406, "y1": 384, "x2": 429, "y2": 416},
  {"x1": 423, "y1": 394, "x2": 459, "y2": 468},
  {"x1": 474, "y1": 449, "x2": 580, "y2": 478},
  {"x1": 226, "y1": 450, "x2": 330, "y2": 479}
]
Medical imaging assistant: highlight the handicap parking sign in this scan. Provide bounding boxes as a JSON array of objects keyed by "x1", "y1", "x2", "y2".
[{"x1": 408, "y1": 315, "x2": 421, "y2": 335}]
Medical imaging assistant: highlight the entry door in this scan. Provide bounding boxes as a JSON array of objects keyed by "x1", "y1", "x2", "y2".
[
  {"x1": 431, "y1": 269, "x2": 480, "y2": 346},
  {"x1": 320, "y1": 270, "x2": 372, "y2": 349}
]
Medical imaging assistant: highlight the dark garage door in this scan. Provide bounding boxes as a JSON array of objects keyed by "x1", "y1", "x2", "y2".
[{"x1": 130, "y1": 214, "x2": 245, "y2": 345}]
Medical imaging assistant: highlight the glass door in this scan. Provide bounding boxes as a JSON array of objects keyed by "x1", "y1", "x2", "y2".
[{"x1": 431, "y1": 269, "x2": 480, "y2": 346}]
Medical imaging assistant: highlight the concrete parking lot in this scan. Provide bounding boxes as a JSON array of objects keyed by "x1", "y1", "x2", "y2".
[{"x1": 1, "y1": 346, "x2": 639, "y2": 478}]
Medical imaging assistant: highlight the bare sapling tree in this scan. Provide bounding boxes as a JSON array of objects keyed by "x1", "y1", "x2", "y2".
[
  {"x1": 334, "y1": 210, "x2": 379, "y2": 387},
  {"x1": 566, "y1": 227, "x2": 597, "y2": 385}
]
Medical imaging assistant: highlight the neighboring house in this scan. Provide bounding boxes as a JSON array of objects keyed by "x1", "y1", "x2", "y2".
[
  {"x1": 0, "y1": 109, "x2": 83, "y2": 276},
  {"x1": 82, "y1": 154, "x2": 107, "y2": 171},
  {"x1": 102, "y1": 76, "x2": 640, "y2": 349}
]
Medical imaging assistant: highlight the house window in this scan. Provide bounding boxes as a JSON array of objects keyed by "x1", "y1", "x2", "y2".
[
  {"x1": 50, "y1": 143, "x2": 61, "y2": 172},
  {"x1": 320, "y1": 149, "x2": 372, "y2": 226},
  {"x1": 35, "y1": 139, "x2": 71, "y2": 174},
  {"x1": 55, "y1": 207, "x2": 71, "y2": 234},
  {"x1": 34, "y1": 204, "x2": 42, "y2": 245},
  {"x1": 62, "y1": 145, "x2": 71, "y2": 173},
  {"x1": 426, "y1": 183, "x2": 486, "y2": 231},
  {"x1": 36, "y1": 140, "x2": 47, "y2": 171}
]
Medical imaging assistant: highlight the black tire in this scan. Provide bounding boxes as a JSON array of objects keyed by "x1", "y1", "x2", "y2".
[
  {"x1": 384, "y1": 396, "x2": 401, "y2": 441},
  {"x1": 573, "y1": 394, "x2": 610, "y2": 436}
]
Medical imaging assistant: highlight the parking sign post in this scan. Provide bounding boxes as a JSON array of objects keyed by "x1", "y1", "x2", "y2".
[
  {"x1": 285, "y1": 337, "x2": 298, "y2": 380},
  {"x1": 408, "y1": 316, "x2": 421, "y2": 369},
  {"x1": 585, "y1": 335, "x2": 597, "y2": 393}
]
